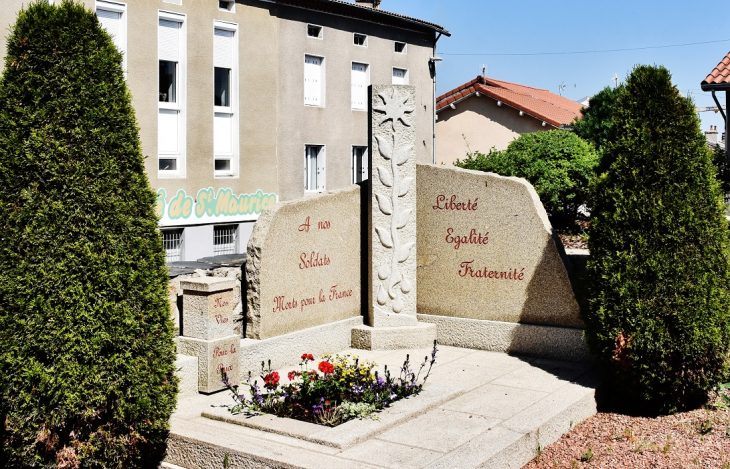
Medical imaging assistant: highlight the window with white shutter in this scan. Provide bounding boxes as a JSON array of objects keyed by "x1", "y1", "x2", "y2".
[
  {"x1": 392, "y1": 67, "x2": 408, "y2": 85},
  {"x1": 214, "y1": 23, "x2": 238, "y2": 177},
  {"x1": 158, "y1": 12, "x2": 186, "y2": 177},
  {"x1": 352, "y1": 146, "x2": 368, "y2": 184},
  {"x1": 305, "y1": 145, "x2": 325, "y2": 192},
  {"x1": 304, "y1": 55, "x2": 324, "y2": 107},
  {"x1": 351, "y1": 62, "x2": 369, "y2": 111},
  {"x1": 96, "y1": 1, "x2": 127, "y2": 72}
]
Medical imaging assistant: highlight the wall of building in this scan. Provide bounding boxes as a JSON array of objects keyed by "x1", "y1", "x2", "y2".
[
  {"x1": 436, "y1": 95, "x2": 547, "y2": 166},
  {"x1": 274, "y1": 5, "x2": 436, "y2": 201},
  {"x1": 0, "y1": 0, "x2": 441, "y2": 260}
]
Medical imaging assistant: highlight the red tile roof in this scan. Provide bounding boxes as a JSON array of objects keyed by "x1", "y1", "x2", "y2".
[
  {"x1": 701, "y1": 51, "x2": 730, "y2": 89},
  {"x1": 436, "y1": 76, "x2": 584, "y2": 128}
]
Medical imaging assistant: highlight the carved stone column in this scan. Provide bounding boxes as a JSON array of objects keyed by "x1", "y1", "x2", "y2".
[{"x1": 352, "y1": 84, "x2": 436, "y2": 349}]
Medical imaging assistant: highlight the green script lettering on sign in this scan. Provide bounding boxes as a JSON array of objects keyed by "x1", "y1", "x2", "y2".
[{"x1": 156, "y1": 188, "x2": 278, "y2": 226}]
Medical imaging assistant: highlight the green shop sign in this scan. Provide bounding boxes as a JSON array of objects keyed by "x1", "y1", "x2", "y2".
[{"x1": 156, "y1": 187, "x2": 278, "y2": 226}]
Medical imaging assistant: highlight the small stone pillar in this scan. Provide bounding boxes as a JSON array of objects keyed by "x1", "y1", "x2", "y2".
[{"x1": 177, "y1": 277, "x2": 241, "y2": 393}]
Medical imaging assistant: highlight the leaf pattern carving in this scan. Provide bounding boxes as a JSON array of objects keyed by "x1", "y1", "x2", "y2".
[
  {"x1": 372, "y1": 87, "x2": 416, "y2": 314},
  {"x1": 396, "y1": 209, "x2": 411, "y2": 229},
  {"x1": 377, "y1": 166, "x2": 393, "y2": 187},
  {"x1": 377, "y1": 285, "x2": 388, "y2": 305},
  {"x1": 375, "y1": 193, "x2": 392, "y2": 215},
  {"x1": 398, "y1": 177, "x2": 413, "y2": 197},
  {"x1": 395, "y1": 144, "x2": 413, "y2": 166},
  {"x1": 396, "y1": 242, "x2": 414, "y2": 263},
  {"x1": 375, "y1": 226, "x2": 393, "y2": 248},
  {"x1": 375, "y1": 135, "x2": 392, "y2": 160}
]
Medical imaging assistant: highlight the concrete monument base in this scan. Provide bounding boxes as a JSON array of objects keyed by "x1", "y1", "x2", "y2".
[
  {"x1": 351, "y1": 323, "x2": 437, "y2": 350},
  {"x1": 417, "y1": 314, "x2": 590, "y2": 362},
  {"x1": 174, "y1": 354, "x2": 199, "y2": 399}
]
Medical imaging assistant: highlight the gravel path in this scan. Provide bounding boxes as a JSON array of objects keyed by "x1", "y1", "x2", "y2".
[{"x1": 522, "y1": 389, "x2": 730, "y2": 469}]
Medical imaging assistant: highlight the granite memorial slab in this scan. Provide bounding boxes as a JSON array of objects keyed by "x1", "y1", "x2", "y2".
[
  {"x1": 246, "y1": 185, "x2": 361, "y2": 339},
  {"x1": 416, "y1": 164, "x2": 582, "y2": 328}
]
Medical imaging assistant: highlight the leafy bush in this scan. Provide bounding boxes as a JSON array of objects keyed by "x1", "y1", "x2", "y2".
[
  {"x1": 710, "y1": 143, "x2": 730, "y2": 197},
  {"x1": 584, "y1": 65, "x2": 730, "y2": 413},
  {"x1": 571, "y1": 84, "x2": 624, "y2": 152},
  {"x1": 455, "y1": 130, "x2": 598, "y2": 229},
  {"x1": 0, "y1": 2, "x2": 177, "y2": 466},
  {"x1": 225, "y1": 344, "x2": 438, "y2": 426}
]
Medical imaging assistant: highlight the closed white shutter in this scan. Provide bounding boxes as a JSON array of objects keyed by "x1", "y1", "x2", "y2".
[
  {"x1": 351, "y1": 63, "x2": 368, "y2": 110},
  {"x1": 159, "y1": 20, "x2": 180, "y2": 62},
  {"x1": 304, "y1": 55, "x2": 322, "y2": 106},
  {"x1": 214, "y1": 28, "x2": 234, "y2": 69},
  {"x1": 392, "y1": 68, "x2": 408, "y2": 85},
  {"x1": 214, "y1": 113, "x2": 233, "y2": 155},
  {"x1": 97, "y1": 9, "x2": 121, "y2": 46},
  {"x1": 158, "y1": 109, "x2": 179, "y2": 153}
]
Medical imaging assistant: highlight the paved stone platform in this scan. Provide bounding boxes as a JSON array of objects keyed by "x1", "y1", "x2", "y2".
[{"x1": 163, "y1": 346, "x2": 598, "y2": 469}]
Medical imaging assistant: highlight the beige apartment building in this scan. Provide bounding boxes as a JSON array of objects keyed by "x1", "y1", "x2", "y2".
[{"x1": 0, "y1": 0, "x2": 448, "y2": 261}]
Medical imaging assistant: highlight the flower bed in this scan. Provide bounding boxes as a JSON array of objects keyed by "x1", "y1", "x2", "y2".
[{"x1": 223, "y1": 342, "x2": 437, "y2": 427}]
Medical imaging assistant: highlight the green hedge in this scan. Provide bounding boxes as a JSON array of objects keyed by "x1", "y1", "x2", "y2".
[
  {"x1": 0, "y1": 2, "x2": 177, "y2": 466},
  {"x1": 455, "y1": 130, "x2": 598, "y2": 229},
  {"x1": 584, "y1": 65, "x2": 730, "y2": 413}
]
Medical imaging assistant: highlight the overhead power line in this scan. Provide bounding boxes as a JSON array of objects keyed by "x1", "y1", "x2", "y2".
[{"x1": 441, "y1": 38, "x2": 730, "y2": 57}]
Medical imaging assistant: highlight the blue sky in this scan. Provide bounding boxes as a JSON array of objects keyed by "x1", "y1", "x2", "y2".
[{"x1": 386, "y1": 0, "x2": 730, "y2": 131}]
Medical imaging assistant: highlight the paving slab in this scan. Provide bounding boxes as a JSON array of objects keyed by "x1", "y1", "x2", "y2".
[{"x1": 164, "y1": 345, "x2": 597, "y2": 469}]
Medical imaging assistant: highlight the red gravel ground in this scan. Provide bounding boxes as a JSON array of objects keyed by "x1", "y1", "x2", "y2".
[{"x1": 522, "y1": 389, "x2": 730, "y2": 469}]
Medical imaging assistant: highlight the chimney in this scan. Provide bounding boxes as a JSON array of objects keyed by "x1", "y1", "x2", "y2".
[
  {"x1": 355, "y1": 0, "x2": 381, "y2": 9},
  {"x1": 706, "y1": 125, "x2": 719, "y2": 145}
]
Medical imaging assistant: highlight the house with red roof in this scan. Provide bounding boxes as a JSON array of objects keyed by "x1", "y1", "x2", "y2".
[
  {"x1": 435, "y1": 76, "x2": 584, "y2": 166},
  {"x1": 701, "y1": 51, "x2": 730, "y2": 160}
]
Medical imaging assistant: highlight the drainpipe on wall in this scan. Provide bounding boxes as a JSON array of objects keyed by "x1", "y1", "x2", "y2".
[{"x1": 430, "y1": 32, "x2": 443, "y2": 165}]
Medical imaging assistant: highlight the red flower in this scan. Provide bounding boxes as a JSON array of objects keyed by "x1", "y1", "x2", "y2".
[
  {"x1": 318, "y1": 361, "x2": 334, "y2": 374},
  {"x1": 308, "y1": 371, "x2": 318, "y2": 381},
  {"x1": 288, "y1": 370, "x2": 298, "y2": 381},
  {"x1": 301, "y1": 353, "x2": 315, "y2": 362},
  {"x1": 263, "y1": 371, "x2": 280, "y2": 389}
]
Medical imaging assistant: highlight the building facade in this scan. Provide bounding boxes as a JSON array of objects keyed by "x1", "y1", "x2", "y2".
[
  {"x1": 0, "y1": 0, "x2": 447, "y2": 261},
  {"x1": 435, "y1": 76, "x2": 583, "y2": 166}
]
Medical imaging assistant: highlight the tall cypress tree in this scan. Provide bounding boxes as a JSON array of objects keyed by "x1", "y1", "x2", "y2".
[
  {"x1": 0, "y1": 1, "x2": 177, "y2": 466},
  {"x1": 584, "y1": 65, "x2": 730, "y2": 413}
]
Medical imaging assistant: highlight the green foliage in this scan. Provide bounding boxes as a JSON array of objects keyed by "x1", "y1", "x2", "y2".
[
  {"x1": 455, "y1": 130, "x2": 598, "y2": 229},
  {"x1": 572, "y1": 85, "x2": 624, "y2": 152},
  {"x1": 710, "y1": 143, "x2": 730, "y2": 196},
  {"x1": 0, "y1": 2, "x2": 177, "y2": 467},
  {"x1": 584, "y1": 65, "x2": 730, "y2": 413}
]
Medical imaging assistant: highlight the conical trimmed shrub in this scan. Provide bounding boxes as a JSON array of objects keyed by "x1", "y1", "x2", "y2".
[
  {"x1": 0, "y1": 1, "x2": 177, "y2": 466},
  {"x1": 584, "y1": 64, "x2": 730, "y2": 413}
]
